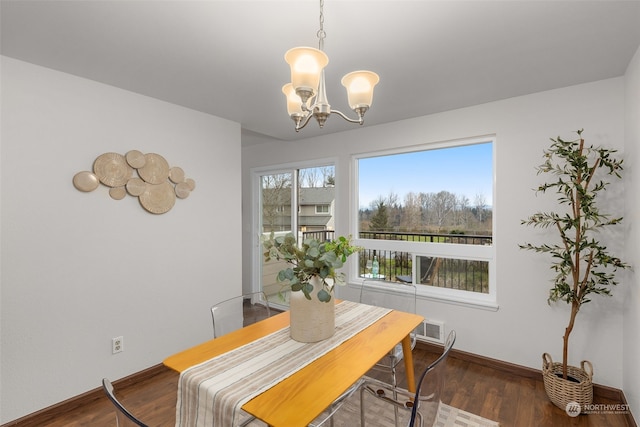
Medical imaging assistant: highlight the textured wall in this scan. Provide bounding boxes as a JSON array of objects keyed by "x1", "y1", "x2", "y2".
[{"x1": 0, "y1": 57, "x2": 241, "y2": 422}]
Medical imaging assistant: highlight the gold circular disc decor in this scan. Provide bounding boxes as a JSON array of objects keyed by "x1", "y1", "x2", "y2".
[
  {"x1": 93, "y1": 153, "x2": 133, "y2": 187},
  {"x1": 139, "y1": 182, "x2": 176, "y2": 214},
  {"x1": 175, "y1": 182, "x2": 191, "y2": 199},
  {"x1": 73, "y1": 171, "x2": 100, "y2": 192},
  {"x1": 109, "y1": 186, "x2": 127, "y2": 200},
  {"x1": 126, "y1": 177, "x2": 147, "y2": 196},
  {"x1": 125, "y1": 150, "x2": 146, "y2": 168},
  {"x1": 185, "y1": 178, "x2": 196, "y2": 191},
  {"x1": 169, "y1": 166, "x2": 185, "y2": 184},
  {"x1": 137, "y1": 153, "x2": 170, "y2": 185}
]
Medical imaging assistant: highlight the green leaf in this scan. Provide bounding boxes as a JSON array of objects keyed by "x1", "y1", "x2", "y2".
[
  {"x1": 307, "y1": 246, "x2": 320, "y2": 258},
  {"x1": 317, "y1": 289, "x2": 331, "y2": 302},
  {"x1": 301, "y1": 282, "x2": 314, "y2": 300}
]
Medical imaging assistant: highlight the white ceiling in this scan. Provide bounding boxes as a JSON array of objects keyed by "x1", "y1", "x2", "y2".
[{"x1": 2, "y1": 1, "x2": 639, "y2": 146}]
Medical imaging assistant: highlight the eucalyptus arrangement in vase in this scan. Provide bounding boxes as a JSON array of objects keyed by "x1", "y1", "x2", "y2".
[
  {"x1": 263, "y1": 232, "x2": 361, "y2": 342},
  {"x1": 262, "y1": 233, "x2": 361, "y2": 302}
]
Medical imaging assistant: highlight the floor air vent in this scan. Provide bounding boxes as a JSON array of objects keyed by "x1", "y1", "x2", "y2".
[{"x1": 415, "y1": 319, "x2": 445, "y2": 344}]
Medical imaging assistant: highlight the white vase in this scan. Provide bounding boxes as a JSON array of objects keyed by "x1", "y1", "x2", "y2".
[{"x1": 289, "y1": 276, "x2": 336, "y2": 343}]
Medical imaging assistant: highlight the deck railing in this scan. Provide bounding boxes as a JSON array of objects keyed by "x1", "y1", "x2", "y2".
[
  {"x1": 358, "y1": 230, "x2": 492, "y2": 246},
  {"x1": 301, "y1": 230, "x2": 335, "y2": 242},
  {"x1": 302, "y1": 230, "x2": 492, "y2": 294}
]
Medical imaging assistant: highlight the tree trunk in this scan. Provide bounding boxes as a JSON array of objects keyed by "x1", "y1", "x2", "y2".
[{"x1": 563, "y1": 300, "x2": 580, "y2": 379}]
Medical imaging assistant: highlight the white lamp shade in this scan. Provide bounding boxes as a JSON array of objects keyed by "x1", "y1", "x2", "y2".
[
  {"x1": 285, "y1": 47, "x2": 329, "y2": 94},
  {"x1": 341, "y1": 70, "x2": 380, "y2": 109},
  {"x1": 282, "y1": 83, "x2": 304, "y2": 116}
]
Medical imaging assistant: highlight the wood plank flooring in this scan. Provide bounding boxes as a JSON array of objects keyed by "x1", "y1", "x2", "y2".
[{"x1": 4, "y1": 344, "x2": 635, "y2": 427}]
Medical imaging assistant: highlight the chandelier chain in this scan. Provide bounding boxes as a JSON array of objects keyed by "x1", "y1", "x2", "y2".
[{"x1": 317, "y1": 0, "x2": 325, "y2": 51}]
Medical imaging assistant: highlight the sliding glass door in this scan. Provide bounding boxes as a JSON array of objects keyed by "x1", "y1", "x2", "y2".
[
  {"x1": 260, "y1": 172, "x2": 294, "y2": 306},
  {"x1": 257, "y1": 165, "x2": 335, "y2": 308}
]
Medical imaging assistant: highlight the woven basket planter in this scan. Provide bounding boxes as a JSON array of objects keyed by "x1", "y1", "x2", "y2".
[{"x1": 542, "y1": 353, "x2": 593, "y2": 412}]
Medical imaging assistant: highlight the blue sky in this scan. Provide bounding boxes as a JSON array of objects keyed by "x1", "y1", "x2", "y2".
[{"x1": 358, "y1": 142, "x2": 493, "y2": 210}]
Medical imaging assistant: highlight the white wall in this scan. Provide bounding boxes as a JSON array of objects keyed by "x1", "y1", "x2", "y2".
[
  {"x1": 242, "y1": 78, "x2": 629, "y2": 393},
  {"x1": 0, "y1": 57, "x2": 242, "y2": 423},
  {"x1": 623, "y1": 46, "x2": 640, "y2": 418}
]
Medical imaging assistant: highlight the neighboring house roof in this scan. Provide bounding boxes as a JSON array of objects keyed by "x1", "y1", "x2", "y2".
[
  {"x1": 261, "y1": 187, "x2": 335, "y2": 206},
  {"x1": 299, "y1": 187, "x2": 334, "y2": 205},
  {"x1": 298, "y1": 216, "x2": 332, "y2": 227}
]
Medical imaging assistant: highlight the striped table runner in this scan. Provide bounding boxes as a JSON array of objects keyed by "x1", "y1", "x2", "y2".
[{"x1": 175, "y1": 300, "x2": 391, "y2": 427}]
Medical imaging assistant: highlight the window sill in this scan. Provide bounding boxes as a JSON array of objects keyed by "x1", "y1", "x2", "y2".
[
  {"x1": 346, "y1": 281, "x2": 499, "y2": 312},
  {"x1": 417, "y1": 290, "x2": 499, "y2": 312}
]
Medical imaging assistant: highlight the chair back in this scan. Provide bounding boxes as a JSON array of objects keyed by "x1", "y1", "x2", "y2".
[
  {"x1": 409, "y1": 330, "x2": 456, "y2": 427},
  {"x1": 102, "y1": 378, "x2": 148, "y2": 427},
  {"x1": 359, "y1": 280, "x2": 417, "y2": 314},
  {"x1": 417, "y1": 256, "x2": 438, "y2": 284},
  {"x1": 211, "y1": 291, "x2": 271, "y2": 338},
  {"x1": 359, "y1": 280, "x2": 418, "y2": 378}
]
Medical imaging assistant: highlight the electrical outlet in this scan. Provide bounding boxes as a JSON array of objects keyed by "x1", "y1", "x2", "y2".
[{"x1": 112, "y1": 336, "x2": 123, "y2": 354}]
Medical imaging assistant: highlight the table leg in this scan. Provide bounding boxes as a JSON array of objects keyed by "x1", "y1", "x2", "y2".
[{"x1": 401, "y1": 334, "x2": 416, "y2": 393}]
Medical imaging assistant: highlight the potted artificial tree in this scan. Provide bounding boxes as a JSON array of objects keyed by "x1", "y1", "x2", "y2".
[{"x1": 520, "y1": 129, "x2": 629, "y2": 411}]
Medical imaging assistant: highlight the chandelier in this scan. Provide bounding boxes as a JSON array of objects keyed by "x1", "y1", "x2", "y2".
[{"x1": 282, "y1": 0, "x2": 379, "y2": 132}]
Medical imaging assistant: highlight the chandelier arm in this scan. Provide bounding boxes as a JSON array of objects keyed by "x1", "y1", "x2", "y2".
[
  {"x1": 330, "y1": 109, "x2": 364, "y2": 125},
  {"x1": 294, "y1": 112, "x2": 315, "y2": 132}
]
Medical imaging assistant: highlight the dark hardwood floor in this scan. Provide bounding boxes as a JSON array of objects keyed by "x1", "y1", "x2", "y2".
[{"x1": 6, "y1": 343, "x2": 634, "y2": 427}]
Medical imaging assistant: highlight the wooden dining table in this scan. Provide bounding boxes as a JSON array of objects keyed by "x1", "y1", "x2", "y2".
[{"x1": 163, "y1": 301, "x2": 423, "y2": 427}]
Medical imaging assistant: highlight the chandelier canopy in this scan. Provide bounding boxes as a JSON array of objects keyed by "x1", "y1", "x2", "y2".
[{"x1": 282, "y1": 0, "x2": 379, "y2": 132}]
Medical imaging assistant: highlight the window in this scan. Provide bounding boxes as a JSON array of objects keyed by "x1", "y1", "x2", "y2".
[
  {"x1": 354, "y1": 137, "x2": 496, "y2": 309},
  {"x1": 257, "y1": 164, "x2": 336, "y2": 309}
]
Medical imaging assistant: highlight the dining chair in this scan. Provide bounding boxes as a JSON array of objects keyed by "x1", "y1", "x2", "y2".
[
  {"x1": 308, "y1": 378, "x2": 366, "y2": 427},
  {"x1": 102, "y1": 378, "x2": 149, "y2": 427},
  {"x1": 210, "y1": 293, "x2": 273, "y2": 426},
  {"x1": 211, "y1": 291, "x2": 271, "y2": 338},
  {"x1": 397, "y1": 256, "x2": 439, "y2": 285},
  {"x1": 359, "y1": 330, "x2": 456, "y2": 427},
  {"x1": 359, "y1": 280, "x2": 418, "y2": 388}
]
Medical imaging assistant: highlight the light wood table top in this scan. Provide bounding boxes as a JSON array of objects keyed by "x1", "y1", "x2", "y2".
[{"x1": 164, "y1": 304, "x2": 423, "y2": 427}]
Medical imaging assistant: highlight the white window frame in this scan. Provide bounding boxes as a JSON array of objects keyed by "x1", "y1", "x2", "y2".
[
  {"x1": 251, "y1": 158, "x2": 338, "y2": 309},
  {"x1": 350, "y1": 135, "x2": 498, "y2": 311}
]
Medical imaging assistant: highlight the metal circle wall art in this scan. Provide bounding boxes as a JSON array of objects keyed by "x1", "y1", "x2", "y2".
[
  {"x1": 73, "y1": 151, "x2": 195, "y2": 214},
  {"x1": 93, "y1": 153, "x2": 133, "y2": 187},
  {"x1": 137, "y1": 153, "x2": 170, "y2": 185},
  {"x1": 72, "y1": 171, "x2": 100, "y2": 192},
  {"x1": 125, "y1": 150, "x2": 146, "y2": 168},
  {"x1": 139, "y1": 182, "x2": 176, "y2": 214}
]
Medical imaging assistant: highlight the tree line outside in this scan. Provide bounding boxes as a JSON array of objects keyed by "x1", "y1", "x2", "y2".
[{"x1": 360, "y1": 190, "x2": 492, "y2": 235}]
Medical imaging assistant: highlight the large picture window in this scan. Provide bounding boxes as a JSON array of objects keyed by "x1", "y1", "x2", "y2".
[{"x1": 354, "y1": 137, "x2": 496, "y2": 308}]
